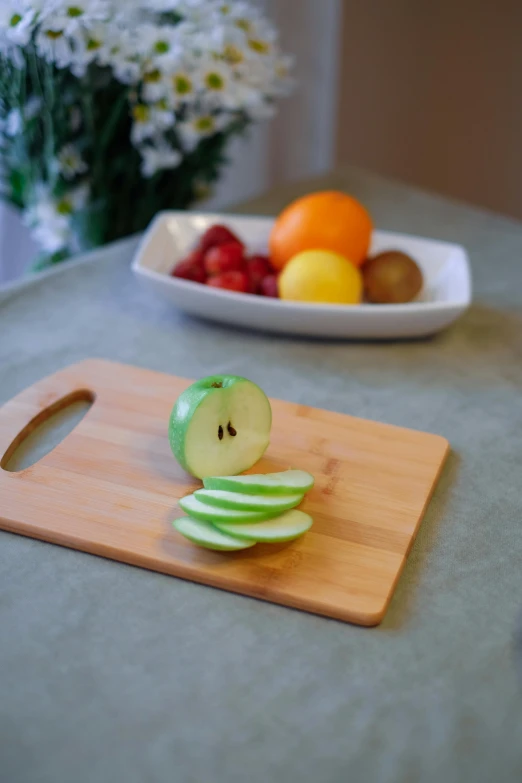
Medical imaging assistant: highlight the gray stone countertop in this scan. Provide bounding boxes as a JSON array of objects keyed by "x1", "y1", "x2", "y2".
[{"x1": 1, "y1": 166, "x2": 521, "y2": 783}]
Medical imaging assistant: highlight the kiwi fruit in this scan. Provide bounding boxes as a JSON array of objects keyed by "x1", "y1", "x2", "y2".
[{"x1": 362, "y1": 251, "x2": 423, "y2": 304}]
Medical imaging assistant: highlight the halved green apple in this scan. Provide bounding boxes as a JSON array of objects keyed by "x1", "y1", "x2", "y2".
[
  {"x1": 178, "y1": 494, "x2": 280, "y2": 524},
  {"x1": 173, "y1": 517, "x2": 255, "y2": 551},
  {"x1": 194, "y1": 488, "x2": 303, "y2": 512},
  {"x1": 169, "y1": 375, "x2": 272, "y2": 479},
  {"x1": 203, "y1": 469, "x2": 314, "y2": 495},
  {"x1": 214, "y1": 510, "x2": 313, "y2": 543}
]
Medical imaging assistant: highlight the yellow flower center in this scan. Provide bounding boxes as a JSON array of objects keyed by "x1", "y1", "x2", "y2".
[
  {"x1": 235, "y1": 19, "x2": 251, "y2": 32},
  {"x1": 45, "y1": 29, "x2": 64, "y2": 40},
  {"x1": 205, "y1": 72, "x2": 225, "y2": 90},
  {"x1": 173, "y1": 74, "x2": 192, "y2": 95},
  {"x1": 248, "y1": 38, "x2": 270, "y2": 55},
  {"x1": 132, "y1": 104, "x2": 150, "y2": 123},
  {"x1": 194, "y1": 116, "x2": 214, "y2": 133},
  {"x1": 154, "y1": 41, "x2": 169, "y2": 54},
  {"x1": 10, "y1": 13, "x2": 22, "y2": 26},
  {"x1": 57, "y1": 198, "x2": 73, "y2": 216},
  {"x1": 223, "y1": 45, "x2": 243, "y2": 65},
  {"x1": 144, "y1": 68, "x2": 161, "y2": 83},
  {"x1": 67, "y1": 6, "x2": 83, "y2": 17},
  {"x1": 219, "y1": 4, "x2": 231, "y2": 13},
  {"x1": 87, "y1": 38, "x2": 101, "y2": 51},
  {"x1": 156, "y1": 98, "x2": 169, "y2": 111}
]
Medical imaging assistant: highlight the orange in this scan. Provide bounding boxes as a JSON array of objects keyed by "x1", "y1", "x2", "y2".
[{"x1": 269, "y1": 190, "x2": 373, "y2": 271}]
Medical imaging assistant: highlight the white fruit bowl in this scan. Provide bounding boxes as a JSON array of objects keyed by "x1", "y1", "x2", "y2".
[{"x1": 131, "y1": 211, "x2": 471, "y2": 339}]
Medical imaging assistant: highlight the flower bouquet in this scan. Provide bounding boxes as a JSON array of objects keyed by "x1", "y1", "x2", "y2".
[{"x1": 0, "y1": 1, "x2": 292, "y2": 270}]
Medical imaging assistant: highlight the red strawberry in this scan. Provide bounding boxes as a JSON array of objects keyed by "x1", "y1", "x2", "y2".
[
  {"x1": 204, "y1": 241, "x2": 244, "y2": 275},
  {"x1": 183, "y1": 248, "x2": 205, "y2": 270},
  {"x1": 207, "y1": 270, "x2": 249, "y2": 293},
  {"x1": 199, "y1": 224, "x2": 243, "y2": 253},
  {"x1": 245, "y1": 255, "x2": 272, "y2": 292},
  {"x1": 171, "y1": 258, "x2": 206, "y2": 283},
  {"x1": 260, "y1": 274, "x2": 279, "y2": 298}
]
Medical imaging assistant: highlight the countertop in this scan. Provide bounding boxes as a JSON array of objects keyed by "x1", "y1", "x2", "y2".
[{"x1": 1, "y1": 166, "x2": 521, "y2": 783}]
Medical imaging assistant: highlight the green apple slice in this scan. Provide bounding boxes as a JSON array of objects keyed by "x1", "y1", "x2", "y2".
[
  {"x1": 173, "y1": 517, "x2": 255, "y2": 551},
  {"x1": 169, "y1": 375, "x2": 272, "y2": 479},
  {"x1": 179, "y1": 493, "x2": 280, "y2": 524},
  {"x1": 194, "y1": 488, "x2": 303, "y2": 512},
  {"x1": 203, "y1": 469, "x2": 315, "y2": 495},
  {"x1": 214, "y1": 510, "x2": 313, "y2": 543}
]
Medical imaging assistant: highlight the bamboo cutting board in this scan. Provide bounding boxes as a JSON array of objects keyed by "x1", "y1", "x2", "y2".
[{"x1": 0, "y1": 359, "x2": 449, "y2": 626}]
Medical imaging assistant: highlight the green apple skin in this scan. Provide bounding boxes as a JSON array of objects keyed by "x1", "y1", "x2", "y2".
[
  {"x1": 194, "y1": 488, "x2": 303, "y2": 512},
  {"x1": 203, "y1": 469, "x2": 315, "y2": 495},
  {"x1": 173, "y1": 517, "x2": 255, "y2": 551},
  {"x1": 179, "y1": 493, "x2": 280, "y2": 524},
  {"x1": 169, "y1": 375, "x2": 272, "y2": 479},
  {"x1": 214, "y1": 510, "x2": 313, "y2": 543}
]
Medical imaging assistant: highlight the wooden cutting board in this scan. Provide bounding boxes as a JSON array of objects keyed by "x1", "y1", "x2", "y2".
[{"x1": 0, "y1": 359, "x2": 449, "y2": 626}]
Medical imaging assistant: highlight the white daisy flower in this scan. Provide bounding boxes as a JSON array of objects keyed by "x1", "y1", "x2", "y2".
[
  {"x1": 112, "y1": 50, "x2": 142, "y2": 85},
  {"x1": 177, "y1": 113, "x2": 225, "y2": 152},
  {"x1": 95, "y1": 26, "x2": 136, "y2": 70},
  {"x1": 38, "y1": 1, "x2": 110, "y2": 35},
  {"x1": 1, "y1": 108, "x2": 23, "y2": 137},
  {"x1": 196, "y1": 60, "x2": 232, "y2": 96},
  {"x1": 57, "y1": 143, "x2": 88, "y2": 180},
  {"x1": 142, "y1": 68, "x2": 165, "y2": 102},
  {"x1": 167, "y1": 0, "x2": 213, "y2": 25},
  {"x1": 24, "y1": 185, "x2": 72, "y2": 253},
  {"x1": 218, "y1": 1, "x2": 264, "y2": 26},
  {"x1": 140, "y1": 142, "x2": 182, "y2": 178},
  {"x1": 130, "y1": 104, "x2": 157, "y2": 144},
  {"x1": 0, "y1": 4, "x2": 35, "y2": 47},
  {"x1": 136, "y1": 23, "x2": 181, "y2": 63},
  {"x1": 35, "y1": 23, "x2": 75, "y2": 68},
  {"x1": 64, "y1": 181, "x2": 90, "y2": 210},
  {"x1": 31, "y1": 218, "x2": 71, "y2": 254},
  {"x1": 152, "y1": 100, "x2": 176, "y2": 131},
  {"x1": 220, "y1": 41, "x2": 247, "y2": 67},
  {"x1": 2, "y1": 0, "x2": 293, "y2": 261},
  {"x1": 236, "y1": 57, "x2": 275, "y2": 91},
  {"x1": 72, "y1": 21, "x2": 107, "y2": 71},
  {"x1": 167, "y1": 67, "x2": 197, "y2": 107}
]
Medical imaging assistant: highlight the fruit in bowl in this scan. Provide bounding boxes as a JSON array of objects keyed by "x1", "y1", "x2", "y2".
[
  {"x1": 172, "y1": 223, "x2": 278, "y2": 298},
  {"x1": 361, "y1": 251, "x2": 423, "y2": 304},
  {"x1": 269, "y1": 190, "x2": 373, "y2": 271},
  {"x1": 278, "y1": 249, "x2": 362, "y2": 305},
  {"x1": 169, "y1": 193, "x2": 424, "y2": 307}
]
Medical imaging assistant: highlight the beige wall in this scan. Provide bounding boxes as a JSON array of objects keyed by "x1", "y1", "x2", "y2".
[{"x1": 337, "y1": 0, "x2": 522, "y2": 220}]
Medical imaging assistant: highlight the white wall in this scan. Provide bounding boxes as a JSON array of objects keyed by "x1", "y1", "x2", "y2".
[{"x1": 0, "y1": 202, "x2": 38, "y2": 283}]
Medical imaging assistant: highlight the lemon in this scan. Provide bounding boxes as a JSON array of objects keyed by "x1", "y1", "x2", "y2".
[{"x1": 278, "y1": 249, "x2": 362, "y2": 305}]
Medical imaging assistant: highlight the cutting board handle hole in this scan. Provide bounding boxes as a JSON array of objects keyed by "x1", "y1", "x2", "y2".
[{"x1": 1, "y1": 390, "x2": 95, "y2": 472}]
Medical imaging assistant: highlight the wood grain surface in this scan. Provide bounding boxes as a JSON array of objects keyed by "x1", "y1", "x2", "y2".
[{"x1": 0, "y1": 359, "x2": 449, "y2": 625}]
